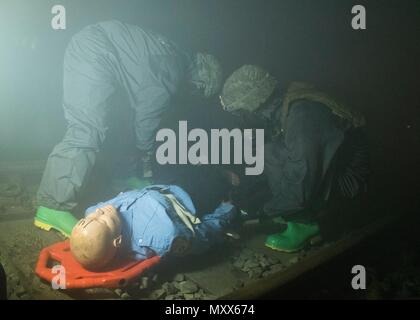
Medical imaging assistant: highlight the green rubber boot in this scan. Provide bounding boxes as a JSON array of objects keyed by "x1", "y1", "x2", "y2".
[
  {"x1": 265, "y1": 222, "x2": 320, "y2": 253},
  {"x1": 34, "y1": 207, "x2": 79, "y2": 238}
]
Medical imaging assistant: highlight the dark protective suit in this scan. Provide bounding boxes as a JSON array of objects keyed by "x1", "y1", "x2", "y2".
[
  {"x1": 261, "y1": 100, "x2": 369, "y2": 221},
  {"x1": 37, "y1": 20, "x2": 191, "y2": 211}
]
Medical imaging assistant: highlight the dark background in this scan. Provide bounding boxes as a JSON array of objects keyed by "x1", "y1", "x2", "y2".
[{"x1": 0, "y1": 0, "x2": 418, "y2": 202}]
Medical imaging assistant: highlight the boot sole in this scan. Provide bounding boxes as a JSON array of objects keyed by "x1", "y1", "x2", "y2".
[
  {"x1": 34, "y1": 218, "x2": 69, "y2": 238},
  {"x1": 265, "y1": 243, "x2": 305, "y2": 253},
  {"x1": 265, "y1": 235, "x2": 322, "y2": 253}
]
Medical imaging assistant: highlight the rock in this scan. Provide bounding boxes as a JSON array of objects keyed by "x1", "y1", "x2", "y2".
[
  {"x1": 267, "y1": 256, "x2": 281, "y2": 265},
  {"x1": 9, "y1": 273, "x2": 20, "y2": 284},
  {"x1": 162, "y1": 282, "x2": 177, "y2": 295},
  {"x1": 31, "y1": 274, "x2": 42, "y2": 286},
  {"x1": 20, "y1": 293, "x2": 31, "y2": 300},
  {"x1": 248, "y1": 267, "x2": 263, "y2": 279},
  {"x1": 263, "y1": 264, "x2": 284, "y2": 277},
  {"x1": 270, "y1": 263, "x2": 283, "y2": 271},
  {"x1": 233, "y1": 280, "x2": 245, "y2": 290},
  {"x1": 289, "y1": 257, "x2": 299, "y2": 265},
  {"x1": 259, "y1": 259, "x2": 271, "y2": 269},
  {"x1": 8, "y1": 277, "x2": 18, "y2": 288},
  {"x1": 254, "y1": 253, "x2": 265, "y2": 259},
  {"x1": 173, "y1": 282, "x2": 181, "y2": 290},
  {"x1": 121, "y1": 292, "x2": 131, "y2": 300},
  {"x1": 127, "y1": 286, "x2": 141, "y2": 297},
  {"x1": 323, "y1": 242, "x2": 332, "y2": 248},
  {"x1": 262, "y1": 270, "x2": 272, "y2": 277},
  {"x1": 15, "y1": 285, "x2": 26, "y2": 297},
  {"x1": 244, "y1": 259, "x2": 260, "y2": 269},
  {"x1": 85, "y1": 288, "x2": 107, "y2": 295},
  {"x1": 241, "y1": 248, "x2": 254, "y2": 257},
  {"x1": 152, "y1": 273, "x2": 159, "y2": 282},
  {"x1": 299, "y1": 249, "x2": 309, "y2": 258},
  {"x1": 174, "y1": 293, "x2": 185, "y2": 300},
  {"x1": 183, "y1": 293, "x2": 195, "y2": 300},
  {"x1": 139, "y1": 277, "x2": 150, "y2": 290},
  {"x1": 233, "y1": 260, "x2": 245, "y2": 269},
  {"x1": 173, "y1": 274, "x2": 185, "y2": 282},
  {"x1": 178, "y1": 280, "x2": 198, "y2": 294},
  {"x1": 0, "y1": 182, "x2": 21, "y2": 197},
  {"x1": 9, "y1": 293, "x2": 19, "y2": 300},
  {"x1": 194, "y1": 290, "x2": 205, "y2": 299},
  {"x1": 165, "y1": 294, "x2": 175, "y2": 300},
  {"x1": 150, "y1": 289, "x2": 166, "y2": 300}
]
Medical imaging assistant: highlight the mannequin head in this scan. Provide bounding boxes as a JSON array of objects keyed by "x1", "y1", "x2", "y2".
[{"x1": 70, "y1": 205, "x2": 122, "y2": 270}]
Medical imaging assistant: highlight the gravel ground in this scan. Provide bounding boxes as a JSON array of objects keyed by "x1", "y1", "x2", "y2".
[{"x1": 111, "y1": 271, "x2": 215, "y2": 300}]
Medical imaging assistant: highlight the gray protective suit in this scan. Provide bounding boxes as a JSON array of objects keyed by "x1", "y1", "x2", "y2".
[
  {"x1": 263, "y1": 100, "x2": 369, "y2": 221},
  {"x1": 37, "y1": 20, "x2": 191, "y2": 211}
]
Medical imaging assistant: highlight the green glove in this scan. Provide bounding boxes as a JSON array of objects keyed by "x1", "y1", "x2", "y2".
[
  {"x1": 34, "y1": 206, "x2": 79, "y2": 238},
  {"x1": 112, "y1": 176, "x2": 152, "y2": 193},
  {"x1": 265, "y1": 222, "x2": 320, "y2": 253},
  {"x1": 125, "y1": 176, "x2": 152, "y2": 189}
]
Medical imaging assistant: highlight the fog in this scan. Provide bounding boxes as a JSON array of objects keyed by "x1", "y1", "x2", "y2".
[{"x1": 0, "y1": 0, "x2": 418, "y2": 194}]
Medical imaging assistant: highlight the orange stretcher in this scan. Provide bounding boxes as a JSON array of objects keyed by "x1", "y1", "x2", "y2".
[{"x1": 35, "y1": 240, "x2": 160, "y2": 289}]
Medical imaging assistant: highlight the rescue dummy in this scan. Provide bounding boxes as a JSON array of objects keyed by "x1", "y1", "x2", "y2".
[{"x1": 70, "y1": 185, "x2": 237, "y2": 270}]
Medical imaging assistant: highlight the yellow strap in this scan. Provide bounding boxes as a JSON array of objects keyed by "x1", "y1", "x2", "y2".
[
  {"x1": 164, "y1": 194, "x2": 201, "y2": 236},
  {"x1": 281, "y1": 82, "x2": 366, "y2": 130}
]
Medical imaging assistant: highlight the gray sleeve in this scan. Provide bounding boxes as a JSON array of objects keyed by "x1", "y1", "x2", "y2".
[
  {"x1": 132, "y1": 55, "x2": 185, "y2": 152},
  {"x1": 133, "y1": 85, "x2": 172, "y2": 151}
]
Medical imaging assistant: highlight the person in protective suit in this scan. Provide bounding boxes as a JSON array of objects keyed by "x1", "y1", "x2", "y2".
[
  {"x1": 220, "y1": 65, "x2": 369, "y2": 252},
  {"x1": 35, "y1": 20, "x2": 223, "y2": 237}
]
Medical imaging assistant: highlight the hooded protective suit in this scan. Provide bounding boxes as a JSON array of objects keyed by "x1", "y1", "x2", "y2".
[
  {"x1": 221, "y1": 66, "x2": 369, "y2": 222},
  {"x1": 37, "y1": 21, "x2": 193, "y2": 211}
]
